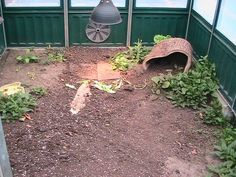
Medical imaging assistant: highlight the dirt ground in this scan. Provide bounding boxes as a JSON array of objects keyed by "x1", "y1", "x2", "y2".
[{"x1": 0, "y1": 47, "x2": 219, "y2": 177}]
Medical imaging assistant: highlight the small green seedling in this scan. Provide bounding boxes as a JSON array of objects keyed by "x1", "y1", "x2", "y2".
[
  {"x1": 111, "y1": 53, "x2": 136, "y2": 71},
  {"x1": 127, "y1": 39, "x2": 150, "y2": 63},
  {"x1": 154, "y1": 34, "x2": 172, "y2": 44},
  {"x1": 30, "y1": 87, "x2": 47, "y2": 97},
  {"x1": 111, "y1": 40, "x2": 149, "y2": 71},
  {"x1": 16, "y1": 48, "x2": 39, "y2": 64},
  {"x1": 46, "y1": 46, "x2": 65, "y2": 63}
]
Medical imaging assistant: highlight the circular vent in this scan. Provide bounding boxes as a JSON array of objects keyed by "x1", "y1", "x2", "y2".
[{"x1": 85, "y1": 22, "x2": 111, "y2": 43}]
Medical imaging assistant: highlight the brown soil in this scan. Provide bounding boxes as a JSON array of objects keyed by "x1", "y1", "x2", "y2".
[{"x1": 0, "y1": 47, "x2": 218, "y2": 177}]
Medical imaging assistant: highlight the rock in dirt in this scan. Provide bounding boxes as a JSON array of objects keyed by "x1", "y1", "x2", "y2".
[
  {"x1": 70, "y1": 83, "x2": 91, "y2": 115},
  {"x1": 122, "y1": 85, "x2": 134, "y2": 92},
  {"x1": 149, "y1": 94, "x2": 159, "y2": 101}
]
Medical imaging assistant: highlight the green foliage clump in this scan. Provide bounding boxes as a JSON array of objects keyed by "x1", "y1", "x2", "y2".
[
  {"x1": 222, "y1": 127, "x2": 236, "y2": 145},
  {"x1": 202, "y1": 99, "x2": 228, "y2": 126},
  {"x1": 126, "y1": 40, "x2": 150, "y2": 62},
  {"x1": 207, "y1": 124, "x2": 236, "y2": 177},
  {"x1": 46, "y1": 46, "x2": 65, "y2": 63},
  {"x1": 111, "y1": 53, "x2": 136, "y2": 71},
  {"x1": 16, "y1": 48, "x2": 39, "y2": 64},
  {"x1": 0, "y1": 92, "x2": 37, "y2": 121},
  {"x1": 152, "y1": 56, "x2": 218, "y2": 109},
  {"x1": 209, "y1": 140, "x2": 236, "y2": 177},
  {"x1": 154, "y1": 34, "x2": 172, "y2": 44},
  {"x1": 48, "y1": 53, "x2": 65, "y2": 62},
  {"x1": 151, "y1": 74, "x2": 172, "y2": 94},
  {"x1": 111, "y1": 40, "x2": 150, "y2": 71},
  {"x1": 30, "y1": 87, "x2": 47, "y2": 97}
]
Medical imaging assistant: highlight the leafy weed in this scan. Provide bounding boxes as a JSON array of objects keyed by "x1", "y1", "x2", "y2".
[
  {"x1": 111, "y1": 40, "x2": 150, "y2": 71},
  {"x1": 30, "y1": 87, "x2": 47, "y2": 97},
  {"x1": 16, "y1": 48, "x2": 39, "y2": 64},
  {"x1": 154, "y1": 34, "x2": 172, "y2": 44},
  {"x1": 0, "y1": 92, "x2": 37, "y2": 121},
  {"x1": 152, "y1": 56, "x2": 218, "y2": 109},
  {"x1": 46, "y1": 46, "x2": 65, "y2": 63}
]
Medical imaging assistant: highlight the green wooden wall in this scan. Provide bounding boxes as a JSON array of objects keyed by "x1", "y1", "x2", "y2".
[
  {"x1": 130, "y1": 0, "x2": 190, "y2": 45},
  {"x1": 187, "y1": 11, "x2": 236, "y2": 113},
  {"x1": 209, "y1": 35, "x2": 236, "y2": 105},
  {"x1": 187, "y1": 12, "x2": 211, "y2": 56},
  {"x1": 131, "y1": 12, "x2": 188, "y2": 45},
  {"x1": 1, "y1": 0, "x2": 65, "y2": 47},
  {"x1": 1, "y1": 0, "x2": 190, "y2": 47},
  {"x1": 4, "y1": 13, "x2": 64, "y2": 47}
]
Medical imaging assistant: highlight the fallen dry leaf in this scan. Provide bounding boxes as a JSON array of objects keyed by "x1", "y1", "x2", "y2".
[{"x1": 24, "y1": 114, "x2": 32, "y2": 120}]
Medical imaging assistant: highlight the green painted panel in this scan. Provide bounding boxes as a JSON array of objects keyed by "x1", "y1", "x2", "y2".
[
  {"x1": 187, "y1": 15, "x2": 211, "y2": 56},
  {"x1": 188, "y1": 13, "x2": 236, "y2": 112},
  {"x1": 131, "y1": 13, "x2": 187, "y2": 45},
  {"x1": 209, "y1": 36, "x2": 236, "y2": 105},
  {"x1": 4, "y1": 13, "x2": 64, "y2": 47},
  {"x1": 69, "y1": 14, "x2": 128, "y2": 46}
]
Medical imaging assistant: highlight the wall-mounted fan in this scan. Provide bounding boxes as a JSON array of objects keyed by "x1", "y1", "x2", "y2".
[{"x1": 85, "y1": 22, "x2": 111, "y2": 43}]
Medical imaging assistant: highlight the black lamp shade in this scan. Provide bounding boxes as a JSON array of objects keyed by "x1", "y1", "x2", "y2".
[{"x1": 90, "y1": 0, "x2": 122, "y2": 25}]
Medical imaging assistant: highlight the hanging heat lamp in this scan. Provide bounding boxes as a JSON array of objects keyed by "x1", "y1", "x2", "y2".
[
  {"x1": 90, "y1": 0, "x2": 122, "y2": 25},
  {"x1": 86, "y1": 0, "x2": 122, "y2": 43}
]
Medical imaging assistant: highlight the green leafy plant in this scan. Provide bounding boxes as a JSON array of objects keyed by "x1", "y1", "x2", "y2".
[
  {"x1": 152, "y1": 56, "x2": 218, "y2": 109},
  {"x1": 154, "y1": 34, "x2": 172, "y2": 44},
  {"x1": 16, "y1": 49, "x2": 39, "y2": 64},
  {"x1": 48, "y1": 52, "x2": 65, "y2": 62},
  {"x1": 207, "y1": 125, "x2": 236, "y2": 177},
  {"x1": 111, "y1": 53, "x2": 137, "y2": 71},
  {"x1": 222, "y1": 127, "x2": 236, "y2": 145},
  {"x1": 111, "y1": 40, "x2": 150, "y2": 71},
  {"x1": 202, "y1": 99, "x2": 228, "y2": 126},
  {"x1": 0, "y1": 92, "x2": 37, "y2": 121},
  {"x1": 151, "y1": 74, "x2": 172, "y2": 94},
  {"x1": 30, "y1": 87, "x2": 47, "y2": 97},
  {"x1": 46, "y1": 46, "x2": 65, "y2": 63},
  {"x1": 208, "y1": 140, "x2": 236, "y2": 177},
  {"x1": 126, "y1": 40, "x2": 150, "y2": 63}
]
